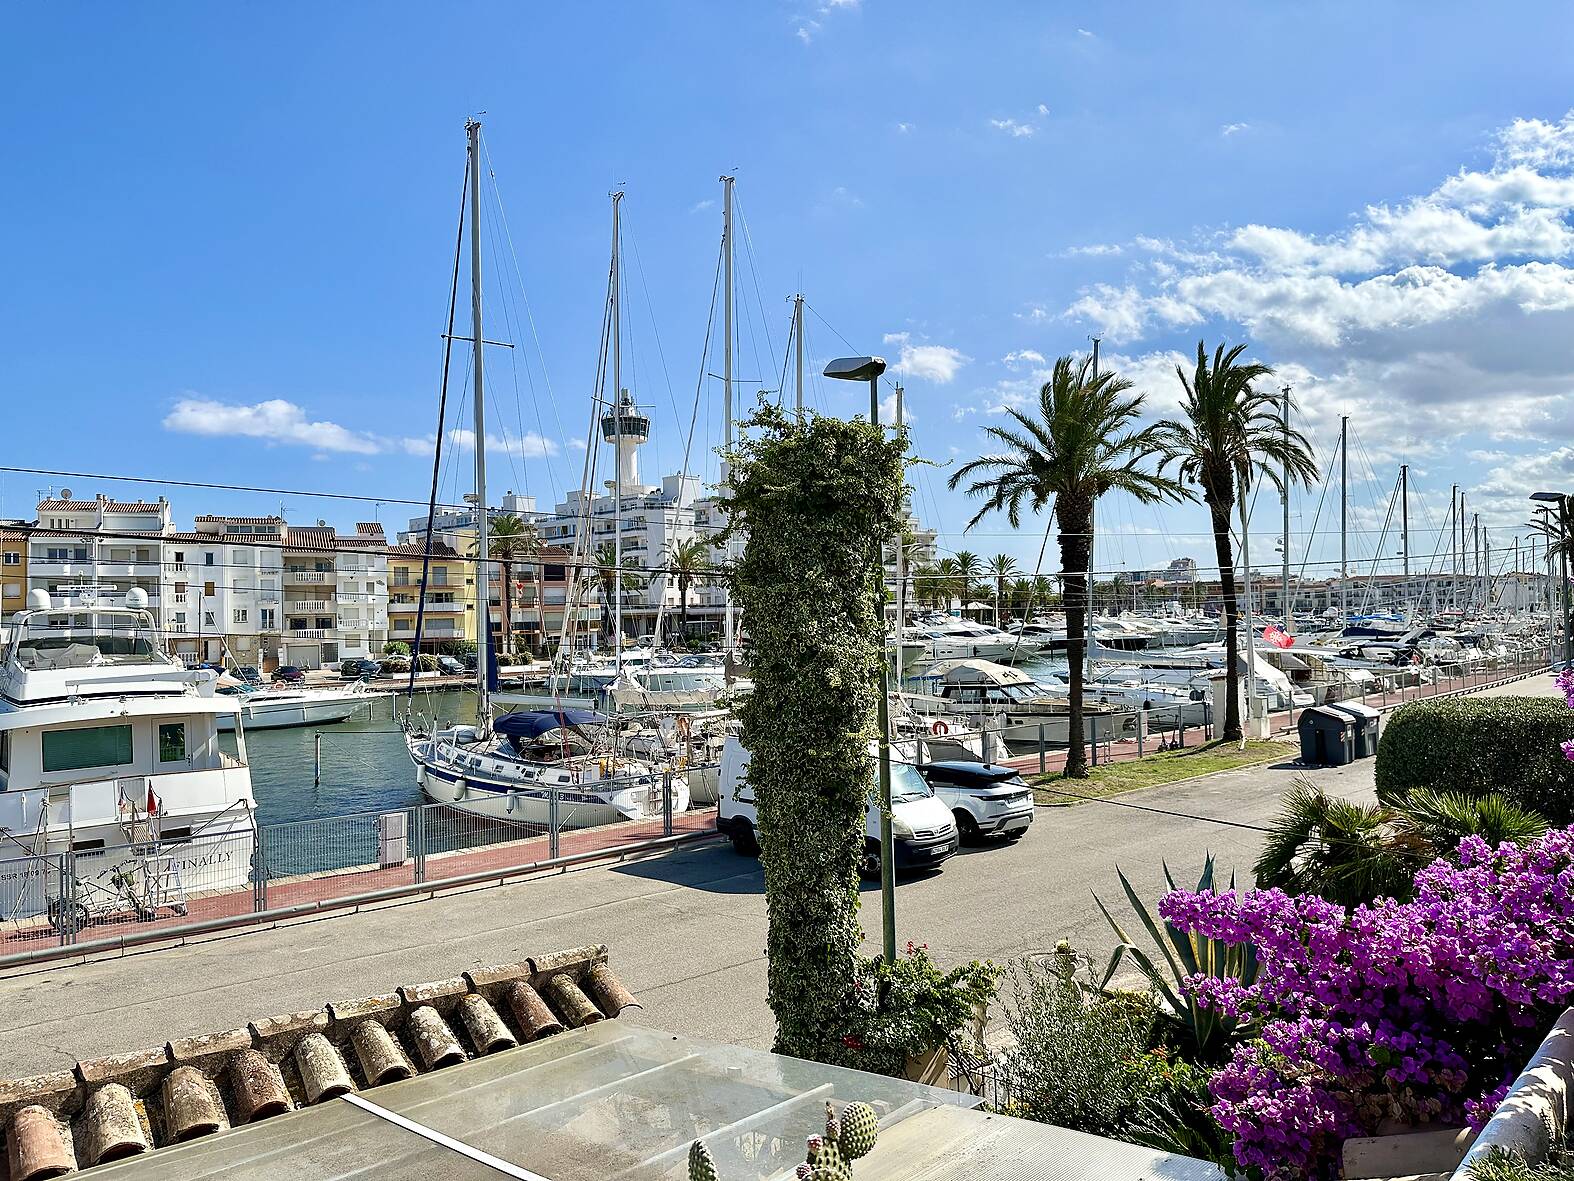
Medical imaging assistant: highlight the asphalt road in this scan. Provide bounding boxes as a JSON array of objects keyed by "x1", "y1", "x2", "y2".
[{"x1": 0, "y1": 743, "x2": 1387, "y2": 1078}]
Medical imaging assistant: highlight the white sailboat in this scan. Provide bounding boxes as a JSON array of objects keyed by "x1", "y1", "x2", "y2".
[
  {"x1": 405, "y1": 124, "x2": 685, "y2": 828},
  {"x1": 217, "y1": 680, "x2": 390, "y2": 731}
]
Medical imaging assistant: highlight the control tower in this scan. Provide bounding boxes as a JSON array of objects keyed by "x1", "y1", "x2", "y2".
[{"x1": 601, "y1": 389, "x2": 651, "y2": 491}]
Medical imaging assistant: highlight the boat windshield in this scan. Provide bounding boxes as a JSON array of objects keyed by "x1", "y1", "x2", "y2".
[{"x1": 6, "y1": 611, "x2": 168, "y2": 670}]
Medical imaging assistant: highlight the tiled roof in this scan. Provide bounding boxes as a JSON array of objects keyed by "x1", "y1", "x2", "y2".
[
  {"x1": 354, "y1": 522, "x2": 385, "y2": 538},
  {"x1": 101, "y1": 501, "x2": 165, "y2": 514},
  {"x1": 193, "y1": 516, "x2": 285, "y2": 525},
  {"x1": 390, "y1": 541, "x2": 461, "y2": 558},
  {"x1": 0, "y1": 945, "x2": 634, "y2": 1178},
  {"x1": 283, "y1": 526, "x2": 336, "y2": 550},
  {"x1": 34, "y1": 500, "x2": 98, "y2": 513}
]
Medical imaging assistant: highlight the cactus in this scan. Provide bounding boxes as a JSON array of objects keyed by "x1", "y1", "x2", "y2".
[
  {"x1": 688, "y1": 1101, "x2": 879, "y2": 1180},
  {"x1": 687, "y1": 1140, "x2": 719, "y2": 1181}
]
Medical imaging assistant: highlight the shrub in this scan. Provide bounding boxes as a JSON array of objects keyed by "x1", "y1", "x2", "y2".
[
  {"x1": 996, "y1": 952, "x2": 1156, "y2": 1137},
  {"x1": 834, "y1": 943, "x2": 999, "y2": 1078},
  {"x1": 382, "y1": 640, "x2": 411, "y2": 657},
  {"x1": 1125, "y1": 1050, "x2": 1236, "y2": 1169},
  {"x1": 1375, "y1": 697, "x2": 1574, "y2": 823},
  {"x1": 1163, "y1": 828, "x2": 1574, "y2": 1180},
  {"x1": 1469, "y1": 1148, "x2": 1574, "y2": 1180}
]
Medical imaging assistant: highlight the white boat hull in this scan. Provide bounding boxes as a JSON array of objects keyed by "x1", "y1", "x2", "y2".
[{"x1": 218, "y1": 691, "x2": 389, "y2": 731}]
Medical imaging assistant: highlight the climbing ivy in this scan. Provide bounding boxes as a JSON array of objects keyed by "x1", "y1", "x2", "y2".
[{"x1": 719, "y1": 401, "x2": 907, "y2": 1063}]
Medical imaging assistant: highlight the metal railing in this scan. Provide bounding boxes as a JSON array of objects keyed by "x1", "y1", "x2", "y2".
[{"x1": 0, "y1": 768, "x2": 719, "y2": 962}]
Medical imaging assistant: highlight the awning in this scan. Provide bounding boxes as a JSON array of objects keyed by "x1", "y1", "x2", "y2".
[{"x1": 493, "y1": 708, "x2": 606, "y2": 740}]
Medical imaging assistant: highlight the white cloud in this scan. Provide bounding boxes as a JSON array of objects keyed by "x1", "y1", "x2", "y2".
[
  {"x1": 1064, "y1": 242, "x2": 1124, "y2": 258},
  {"x1": 1221, "y1": 122, "x2": 1251, "y2": 137},
  {"x1": 884, "y1": 331, "x2": 969, "y2": 383},
  {"x1": 1037, "y1": 103, "x2": 1050, "y2": 116},
  {"x1": 164, "y1": 398, "x2": 384, "y2": 454},
  {"x1": 438, "y1": 428, "x2": 559, "y2": 459},
  {"x1": 896, "y1": 121, "x2": 913, "y2": 134},
  {"x1": 1076, "y1": 27, "x2": 1094, "y2": 37},
  {"x1": 990, "y1": 118, "x2": 1035, "y2": 139},
  {"x1": 796, "y1": 21, "x2": 817, "y2": 43},
  {"x1": 1002, "y1": 349, "x2": 1046, "y2": 367},
  {"x1": 689, "y1": 198, "x2": 715, "y2": 214}
]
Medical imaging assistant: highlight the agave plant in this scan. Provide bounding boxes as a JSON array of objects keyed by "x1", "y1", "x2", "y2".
[{"x1": 1094, "y1": 855, "x2": 1258, "y2": 1063}]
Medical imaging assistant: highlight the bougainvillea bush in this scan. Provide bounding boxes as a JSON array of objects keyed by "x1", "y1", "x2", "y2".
[{"x1": 1161, "y1": 821, "x2": 1574, "y2": 1180}]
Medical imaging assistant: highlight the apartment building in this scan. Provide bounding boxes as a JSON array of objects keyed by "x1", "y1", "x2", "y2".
[
  {"x1": 29, "y1": 494, "x2": 172, "y2": 607},
  {"x1": 159, "y1": 515, "x2": 288, "y2": 669},
  {"x1": 1, "y1": 523, "x2": 29, "y2": 621},
  {"x1": 388, "y1": 541, "x2": 473, "y2": 652},
  {"x1": 278, "y1": 522, "x2": 388, "y2": 669}
]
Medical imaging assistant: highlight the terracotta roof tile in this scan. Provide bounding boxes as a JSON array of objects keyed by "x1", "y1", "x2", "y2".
[
  {"x1": 193, "y1": 516, "x2": 285, "y2": 525},
  {"x1": 0, "y1": 946, "x2": 631, "y2": 1175},
  {"x1": 34, "y1": 500, "x2": 98, "y2": 512}
]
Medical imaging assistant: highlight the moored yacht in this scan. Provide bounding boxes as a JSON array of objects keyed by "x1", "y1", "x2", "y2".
[
  {"x1": 0, "y1": 588, "x2": 256, "y2": 928},
  {"x1": 216, "y1": 680, "x2": 391, "y2": 731},
  {"x1": 905, "y1": 657, "x2": 1137, "y2": 748}
]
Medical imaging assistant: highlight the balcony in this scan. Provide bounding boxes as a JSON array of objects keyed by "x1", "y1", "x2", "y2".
[
  {"x1": 163, "y1": 561, "x2": 187, "y2": 574},
  {"x1": 287, "y1": 629, "x2": 327, "y2": 641},
  {"x1": 284, "y1": 570, "x2": 332, "y2": 585},
  {"x1": 421, "y1": 600, "x2": 466, "y2": 613},
  {"x1": 284, "y1": 598, "x2": 333, "y2": 613}
]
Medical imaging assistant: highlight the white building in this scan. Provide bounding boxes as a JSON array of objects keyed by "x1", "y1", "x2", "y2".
[{"x1": 29, "y1": 493, "x2": 172, "y2": 609}]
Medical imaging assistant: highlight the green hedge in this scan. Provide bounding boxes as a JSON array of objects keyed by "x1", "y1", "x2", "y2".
[{"x1": 1375, "y1": 697, "x2": 1574, "y2": 824}]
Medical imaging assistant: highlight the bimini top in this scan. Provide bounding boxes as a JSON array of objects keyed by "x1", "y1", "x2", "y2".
[{"x1": 494, "y1": 708, "x2": 607, "y2": 740}]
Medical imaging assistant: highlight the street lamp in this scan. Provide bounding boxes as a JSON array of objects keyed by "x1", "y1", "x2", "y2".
[
  {"x1": 823, "y1": 355, "x2": 896, "y2": 965},
  {"x1": 1530, "y1": 491, "x2": 1572, "y2": 670}
]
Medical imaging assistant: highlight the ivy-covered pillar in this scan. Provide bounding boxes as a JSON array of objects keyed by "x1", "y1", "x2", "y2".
[{"x1": 721, "y1": 403, "x2": 906, "y2": 1061}]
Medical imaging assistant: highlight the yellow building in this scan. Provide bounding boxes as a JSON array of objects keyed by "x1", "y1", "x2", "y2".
[
  {"x1": 388, "y1": 542, "x2": 474, "y2": 652},
  {"x1": 1, "y1": 524, "x2": 29, "y2": 621}
]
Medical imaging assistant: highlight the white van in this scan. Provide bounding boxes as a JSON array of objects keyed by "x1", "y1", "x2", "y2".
[{"x1": 715, "y1": 735, "x2": 959, "y2": 874}]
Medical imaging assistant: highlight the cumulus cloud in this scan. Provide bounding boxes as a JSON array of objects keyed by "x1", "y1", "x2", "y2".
[
  {"x1": 434, "y1": 428, "x2": 559, "y2": 459},
  {"x1": 1221, "y1": 122, "x2": 1252, "y2": 137},
  {"x1": 990, "y1": 118, "x2": 1035, "y2": 138},
  {"x1": 164, "y1": 398, "x2": 384, "y2": 454},
  {"x1": 1002, "y1": 349, "x2": 1046, "y2": 368},
  {"x1": 884, "y1": 332, "x2": 969, "y2": 383}
]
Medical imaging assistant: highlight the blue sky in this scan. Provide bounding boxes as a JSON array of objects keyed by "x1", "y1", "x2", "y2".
[{"x1": 5, "y1": 2, "x2": 1574, "y2": 584}]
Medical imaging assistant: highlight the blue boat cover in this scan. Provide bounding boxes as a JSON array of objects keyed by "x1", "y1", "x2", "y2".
[{"x1": 493, "y1": 708, "x2": 606, "y2": 739}]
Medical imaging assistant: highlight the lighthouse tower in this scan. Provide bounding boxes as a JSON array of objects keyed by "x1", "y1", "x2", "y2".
[{"x1": 601, "y1": 389, "x2": 651, "y2": 491}]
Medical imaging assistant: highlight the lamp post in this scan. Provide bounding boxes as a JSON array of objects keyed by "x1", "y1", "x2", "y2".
[
  {"x1": 823, "y1": 354, "x2": 896, "y2": 965},
  {"x1": 1531, "y1": 491, "x2": 1573, "y2": 670}
]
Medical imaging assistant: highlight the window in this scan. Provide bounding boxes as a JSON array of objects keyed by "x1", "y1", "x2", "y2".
[
  {"x1": 158, "y1": 722, "x2": 187, "y2": 763},
  {"x1": 203, "y1": 611, "x2": 216, "y2": 626},
  {"x1": 42, "y1": 725, "x2": 133, "y2": 772},
  {"x1": 3, "y1": 584, "x2": 17, "y2": 599},
  {"x1": 260, "y1": 609, "x2": 275, "y2": 630},
  {"x1": 204, "y1": 582, "x2": 215, "y2": 596},
  {"x1": 2, "y1": 552, "x2": 18, "y2": 566},
  {"x1": 233, "y1": 609, "x2": 248, "y2": 624},
  {"x1": 173, "y1": 612, "x2": 186, "y2": 625},
  {"x1": 392, "y1": 570, "x2": 410, "y2": 587},
  {"x1": 432, "y1": 569, "x2": 448, "y2": 587},
  {"x1": 314, "y1": 616, "x2": 333, "y2": 630},
  {"x1": 204, "y1": 552, "x2": 215, "y2": 566},
  {"x1": 173, "y1": 550, "x2": 185, "y2": 563}
]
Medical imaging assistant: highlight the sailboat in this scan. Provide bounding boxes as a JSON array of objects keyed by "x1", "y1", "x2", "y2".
[{"x1": 404, "y1": 122, "x2": 687, "y2": 828}]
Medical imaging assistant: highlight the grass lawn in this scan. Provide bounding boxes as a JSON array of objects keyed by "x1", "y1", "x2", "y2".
[{"x1": 1031, "y1": 738, "x2": 1293, "y2": 805}]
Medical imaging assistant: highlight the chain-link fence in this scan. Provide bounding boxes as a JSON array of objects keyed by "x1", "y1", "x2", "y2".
[{"x1": 0, "y1": 767, "x2": 720, "y2": 960}]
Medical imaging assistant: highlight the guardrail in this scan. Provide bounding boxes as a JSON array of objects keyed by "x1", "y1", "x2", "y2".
[{"x1": 0, "y1": 768, "x2": 720, "y2": 968}]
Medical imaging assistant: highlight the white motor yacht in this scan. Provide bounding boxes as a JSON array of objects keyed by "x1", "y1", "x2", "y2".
[
  {"x1": 217, "y1": 680, "x2": 391, "y2": 731},
  {"x1": 906, "y1": 658, "x2": 1137, "y2": 748},
  {"x1": 0, "y1": 588, "x2": 256, "y2": 929},
  {"x1": 904, "y1": 615, "x2": 1038, "y2": 662}
]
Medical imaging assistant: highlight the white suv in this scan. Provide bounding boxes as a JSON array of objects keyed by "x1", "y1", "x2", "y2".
[{"x1": 919, "y1": 760, "x2": 1035, "y2": 844}]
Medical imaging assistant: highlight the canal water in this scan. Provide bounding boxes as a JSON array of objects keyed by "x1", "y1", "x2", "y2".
[{"x1": 222, "y1": 688, "x2": 482, "y2": 826}]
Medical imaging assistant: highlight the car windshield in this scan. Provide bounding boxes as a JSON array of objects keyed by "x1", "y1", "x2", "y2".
[{"x1": 889, "y1": 762, "x2": 932, "y2": 803}]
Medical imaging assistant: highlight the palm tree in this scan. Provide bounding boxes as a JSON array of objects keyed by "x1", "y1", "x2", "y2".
[
  {"x1": 591, "y1": 541, "x2": 647, "y2": 648},
  {"x1": 474, "y1": 513, "x2": 540, "y2": 658},
  {"x1": 1154, "y1": 342, "x2": 1317, "y2": 742},
  {"x1": 953, "y1": 551, "x2": 984, "y2": 611},
  {"x1": 1255, "y1": 779, "x2": 1548, "y2": 907},
  {"x1": 987, "y1": 554, "x2": 1019, "y2": 625},
  {"x1": 949, "y1": 354, "x2": 1185, "y2": 777},
  {"x1": 663, "y1": 536, "x2": 713, "y2": 641},
  {"x1": 931, "y1": 556, "x2": 962, "y2": 609}
]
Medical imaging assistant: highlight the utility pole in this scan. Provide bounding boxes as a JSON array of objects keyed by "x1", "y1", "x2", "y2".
[
  {"x1": 1339, "y1": 415, "x2": 1348, "y2": 621},
  {"x1": 1282, "y1": 385, "x2": 1292, "y2": 635},
  {"x1": 466, "y1": 119, "x2": 492, "y2": 725},
  {"x1": 793, "y1": 293, "x2": 805, "y2": 418},
  {"x1": 893, "y1": 385, "x2": 906, "y2": 683},
  {"x1": 720, "y1": 175, "x2": 735, "y2": 660},
  {"x1": 870, "y1": 366, "x2": 896, "y2": 966}
]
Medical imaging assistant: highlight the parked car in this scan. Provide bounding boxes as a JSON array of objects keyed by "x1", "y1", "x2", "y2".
[
  {"x1": 272, "y1": 665, "x2": 305, "y2": 684},
  {"x1": 339, "y1": 658, "x2": 382, "y2": 680},
  {"x1": 463, "y1": 652, "x2": 479, "y2": 671},
  {"x1": 235, "y1": 665, "x2": 261, "y2": 684},
  {"x1": 717, "y1": 736, "x2": 958, "y2": 875},
  {"x1": 436, "y1": 655, "x2": 466, "y2": 675},
  {"x1": 918, "y1": 760, "x2": 1035, "y2": 844}
]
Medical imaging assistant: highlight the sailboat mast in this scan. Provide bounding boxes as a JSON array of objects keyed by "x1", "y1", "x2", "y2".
[
  {"x1": 1281, "y1": 384, "x2": 1292, "y2": 636},
  {"x1": 1400, "y1": 464, "x2": 1410, "y2": 580},
  {"x1": 1450, "y1": 485, "x2": 1459, "y2": 610},
  {"x1": 793, "y1": 292, "x2": 805, "y2": 417},
  {"x1": 466, "y1": 118, "x2": 491, "y2": 725},
  {"x1": 1339, "y1": 415, "x2": 1348, "y2": 622},
  {"x1": 1087, "y1": 336, "x2": 1099, "y2": 682},
  {"x1": 721, "y1": 175, "x2": 735, "y2": 658},
  {"x1": 611, "y1": 191, "x2": 625, "y2": 674}
]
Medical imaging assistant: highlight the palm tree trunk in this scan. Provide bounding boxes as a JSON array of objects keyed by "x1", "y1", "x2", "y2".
[
  {"x1": 1059, "y1": 500, "x2": 1092, "y2": 778},
  {"x1": 1209, "y1": 498, "x2": 1242, "y2": 742},
  {"x1": 500, "y1": 560, "x2": 512, "y2": 660},
  {"x1": 679, "y1": 573, "x2": 690, "y2": 638}
]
